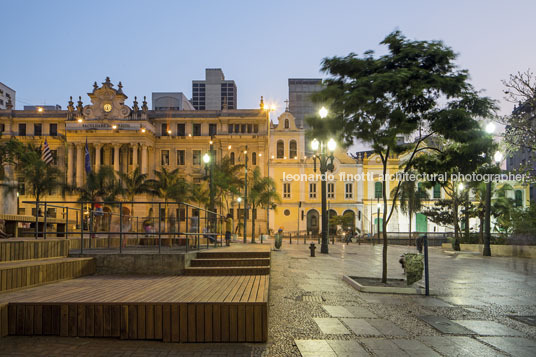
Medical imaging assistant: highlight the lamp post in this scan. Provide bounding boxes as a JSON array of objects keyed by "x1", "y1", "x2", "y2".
[
  {"x1": 237, "y1": 196, "x2": 242, "y2": 237},
  {"x1": 311, "y1": 107, "x2": 336, "y2": 254},
  {"x1": 203, "y1": 139, "x2": 215, "y2": 231},
  {"x1": 377, "y1": 201, "x2": 381, "y2": 241},
  {"x1": 483, "y1": 121, "x2": 501, "y2": 257},
  {"x1": 243, "y1": 146, "x2": 249, "y2": 243}
]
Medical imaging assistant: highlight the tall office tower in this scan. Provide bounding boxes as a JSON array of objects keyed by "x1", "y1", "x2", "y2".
[
  {"x1": 288, "y1": 78, "x2": 323, "y2": 129},
  {"x1": 192, "y1": 68, "x2": 237, "y2": 110}
]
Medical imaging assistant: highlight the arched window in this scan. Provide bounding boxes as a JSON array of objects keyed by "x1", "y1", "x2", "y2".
[
  {"x1": 277, "y1": 140, "x2": 284, "y2": 158},
  {"x1": 374, "y1": 182, "x2": 383, "y2": 199},
  {"x1": 252, "y1": 152, "x2": 257, "y2": 165},
  {"x1": 515, "y1": 190, "x2": 523, "y2": 207},
  {"x1": 230, "y1": 152, "x2": 235, "y2": 165},
  {"x1": 289, "y1": 140, "x2": 297, "y2": 158},
  {"x1": 284, "y1": 119, "x2": 289, "y2": 129}
]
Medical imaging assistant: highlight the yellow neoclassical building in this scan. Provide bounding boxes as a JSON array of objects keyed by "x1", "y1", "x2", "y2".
[
  {"x1": 268, "y1": 111, "x2": 362, "y2": 235},
  {"x1": 0, "y1": 78, "x2": 270, "y2": 233}
]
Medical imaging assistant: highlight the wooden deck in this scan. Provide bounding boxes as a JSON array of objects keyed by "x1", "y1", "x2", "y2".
[{"x1": 1, "y1": 274, "x2": 269, "y2": 342}]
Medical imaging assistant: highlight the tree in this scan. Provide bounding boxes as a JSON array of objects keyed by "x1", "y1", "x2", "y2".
[
  {"x1": 117, "y1": 167, "x2": 151, "y2": 221},
  {"x1": 248, "y1": 167, "x2": 281, "y2": 243},
  {"x1": 188, "y1": 182, "x2": 209, "y2": 208},
  {"x1": 146, "y1": 168, "x2": 188, "y2": 229},
  {"x1": 391, "y1": 174, "x2": 429, "y2": 244},
  {"x1": 499, "y1": 69, "x2": 536, "y2": 180},
  {"x1": 312, "y1": 31, "x2": 495, "y2": 283},
  {"x1": 213, "y1": 157, "x2": 244, "y2": 213},
  {"x1": 15, "y1": 143, "x2": 61, "y2": 203}
]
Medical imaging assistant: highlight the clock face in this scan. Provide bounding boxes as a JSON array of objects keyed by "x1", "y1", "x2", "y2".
[{"x1": 103, "y1": 104, "x2": 112, "y2": 112}]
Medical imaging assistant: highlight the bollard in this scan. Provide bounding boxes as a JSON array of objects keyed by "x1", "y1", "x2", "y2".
[{"x1": 309, "y1": 243, "x2": 316, "y2": 257}]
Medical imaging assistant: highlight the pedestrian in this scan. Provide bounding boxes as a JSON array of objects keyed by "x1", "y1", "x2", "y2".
[{"x1": 225, "y1": 214, "x2": 233, "y2": 246}]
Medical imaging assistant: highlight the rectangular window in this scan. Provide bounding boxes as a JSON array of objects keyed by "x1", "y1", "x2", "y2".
[
  {"x1": 34, "y1": 123, "x2": 42, "y2": 136},
  {"x1": 345, "y1": 183, "x2": 353, "y2": 199},
  {"x1": 247, "y1": 124, "x2": 252, "y2": 133},
  {"x1": 161, "y1": 150, "x2": 169, "y2": 166},
  {"x1": 433, "y1": 183, "x2": 441, "y2": 199},
  {"x1": 49, "y1": 123, "x2": 57, "y2": 136},
  {"x1": 234, "y1": 124, "x2": 240, "y2": 133},
  {"x1": 209, "y1": 123, "x2": 217, "y2": 136},
  {"x1": 177, "y1": 123, "x2": 185, "y2": 136},
  {"x1": 177, "y1": 150, "x2": 185, "y2": 165},
  {"x1": 283, "y1": 183, "x2": 291, "y2": 198},
  {"x1": 193, "y1": 150, "x2": 201, "y2": 165},
  {"x1": 309, "y1": 183, "x2": 317, "y2": 199},
  {"x1": 18, "y1": 123, "x2": 26, "y2": 136},
  {"x1": 177, "y1": 207, "x2": 186, "y2": 222},
  {"x1": 374, "y1": 182, "x2": 383, "y2": 199},
  {"x1": 241, "y1": 124, "x2": 246, "y2": 133},
  {"x1": 161, "y1": 123, "x2": 168, "y2": 136},
  {"x1": 193, "y1": 124, "x2": 202, "y2": 136},
  {"x1": 228, "y1": 124, "x2": 233, "y2": 134},
  {"x1": 327, "y1": 183, "x2": 335, "y2": 199},
  {"x1": 0, "y1": 123, "x2": 4, "y2": 132},
  {"x1": 254, "y1": 124, "x2": 259, "y2": 133}
]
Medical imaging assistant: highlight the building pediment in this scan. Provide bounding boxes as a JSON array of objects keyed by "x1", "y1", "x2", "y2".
[{"x1": 82, "y1": 77, "x2": 131, "y2": 120}]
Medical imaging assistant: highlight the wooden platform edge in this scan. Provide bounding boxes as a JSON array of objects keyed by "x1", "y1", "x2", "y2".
[{"x1": 6, "y1": 301, "x2": 268, "y2": 343}]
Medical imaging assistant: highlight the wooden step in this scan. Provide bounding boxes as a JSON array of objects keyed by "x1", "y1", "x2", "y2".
[
  {"x1": 190, "y1": 258, "x2": 270, "y2": 267},
  {"x1": 196, "y1": 251, "x2": 270, "y2": 259},
  {"x1": 184, "y1": 266, "x2": 270, "y2": 276},
  {"x1": 0, "y1": 240, "x2": 69, "y2": 262},
  {"x1": 0, "y1": 257, "x2": 95, "y2": 293}
]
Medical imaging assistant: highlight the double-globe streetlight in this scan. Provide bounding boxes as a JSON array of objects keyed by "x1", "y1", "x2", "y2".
[
  {"x1": 484, "y1": 122, "x2": 503, "y2": 257},
  {"x1": 311, "y1": 106, "x2": 337, "y2": 254},
  {"x1": 203, "y1": 139, "x2": 216, "y2": 232}
]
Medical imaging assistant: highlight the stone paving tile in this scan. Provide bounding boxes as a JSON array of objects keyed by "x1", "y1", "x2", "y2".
[
  {"x1": 360, "y1": 338, "x2": 440, "y2": 357},
  {"x1": 343, "y1": 306, "x2": 377, "y2": 318},
  {"x1": 294, "y1": 340, "x2": 337, "y2": 356},
  {"x1": 322, "y1": 305, "x2": 355, "y2": 317},
  {"x1": 326, "y1": 340, "x2": 370, "y2": 356},
  {"x1": 454, "y1": 320, "x2": 524, "y2": 336},
  {"x1": 419, "y1": 336, "x2": 506, "y2": 357},
  {"x1": 342, "y1": 318, "x2": 382, "y2": 336},
  {"x1": 477, "y1": 336, "x2": 536, "y2": 357},
  {"x1": 313, "y1": 318, "x2": 351, "y2": 334},
  {"x1": 366, "y1": 319, "x2": 409, "y2": 336}
]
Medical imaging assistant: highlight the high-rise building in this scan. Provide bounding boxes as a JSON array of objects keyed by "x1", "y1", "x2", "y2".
[
  {"x1": 0, "y1": 82, "x2": 16, "y2": 110},
  {"x1": 192, "y1": 69, "x2": 237, "y2": 110},
  {"x1": 288, "y1": 78, "x2": 323, "y2": 129},
  {"x1": 152, "y1": 92, "x2": 195, "y2": 111}
]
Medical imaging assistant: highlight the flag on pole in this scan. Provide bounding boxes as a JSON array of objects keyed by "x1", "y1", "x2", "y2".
[
  {"x1": 41, "y1": 139, "x2": 53, "y2": 165},
  {"x1": 84, "y1": 137, "x2": 91, "y2": 174}
]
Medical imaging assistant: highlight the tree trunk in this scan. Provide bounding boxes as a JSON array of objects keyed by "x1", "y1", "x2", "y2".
[
  {"x1": 381, "y1": 164, "x2": 388, "y2": 284},
  {"x1": 453, "y1": 199, "x2": 460, "y2": 251},
  {"x1": 409, "y1": 207, "x2": 412, "y2": 246}
]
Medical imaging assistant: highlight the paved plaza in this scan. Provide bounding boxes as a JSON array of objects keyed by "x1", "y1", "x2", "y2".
[{"x1": 1, "y1": 241, "x2": 536, "y2": 356}]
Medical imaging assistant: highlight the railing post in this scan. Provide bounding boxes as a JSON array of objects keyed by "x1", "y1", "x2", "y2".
[
  {"x1": 290, "y1": 233, "x2": 292, "y2": 244},
  {"x1": 80, "y1": 202, "x2": 84, "y2": 254},
  {"x1": 65, "y1": 207, "x2": 69, "y2": 240},
  {"x1": 424, "y1": 234, "x2": 430, "y2": 296},
  {"x1": 158, "y1": 203, "x2": 162, "y2": 254},
  {"x1": 34, "y1": 200, "x2": 39, "y2": 239},
  {"x1": 43, "y1": 202, "x2": 48, "y2": 240},
  {"x1": 119, "y1": 202, "x2": 123, "y2": 254},
  {"x1": 89, "y1": 206, "x2": 93, "y2": 248}
]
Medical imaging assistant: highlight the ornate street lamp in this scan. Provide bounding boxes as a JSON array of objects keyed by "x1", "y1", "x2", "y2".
[
  {"x1": 311, "y1": 107, "x2": 336, "y2": 254},
  {"x1": 203, "y1": 139, "x2": 215, "y2": 231},
  {"x1": 484, "y1": 121, "x2": 502, "y2": 257}
]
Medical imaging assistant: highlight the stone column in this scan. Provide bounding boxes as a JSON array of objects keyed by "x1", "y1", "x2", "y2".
[
  {"x1": 94, "y1": 144, "x2": 102, "y2": 172},
  {"x1": 67, "y1": 144, "x2": 74, "y2": 186},
  {"x1": 76, "y1": 144, "x2": 84, "y2": 188},
  {"x1": 132, "y1": 144, "x2": 138, "y2": 168},
  {"x1": 141, "y1": 145, "x2": 148, "y2": 174},
  {"x1": 113, "y1": 144, "x2": 120, "y2": 173}
]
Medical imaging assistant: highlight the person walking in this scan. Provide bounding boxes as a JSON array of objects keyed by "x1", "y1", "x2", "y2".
[{"x1": 225, "y1": 214, "x2": 233, "y2": 246}]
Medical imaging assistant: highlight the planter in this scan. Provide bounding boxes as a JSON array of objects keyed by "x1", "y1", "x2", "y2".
[{"x1": 343, "y1": 275, "x2": 428, "y2": 295}]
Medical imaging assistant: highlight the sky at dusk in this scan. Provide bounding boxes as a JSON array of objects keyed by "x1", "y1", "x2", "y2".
[{"x1": 2, "y1": 0, "x2": 535, "y2": 141}]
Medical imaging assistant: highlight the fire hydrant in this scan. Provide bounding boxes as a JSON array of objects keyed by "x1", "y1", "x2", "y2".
[{"x1": 309, "y1": 243, "x2": 316, "y2": 257}]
